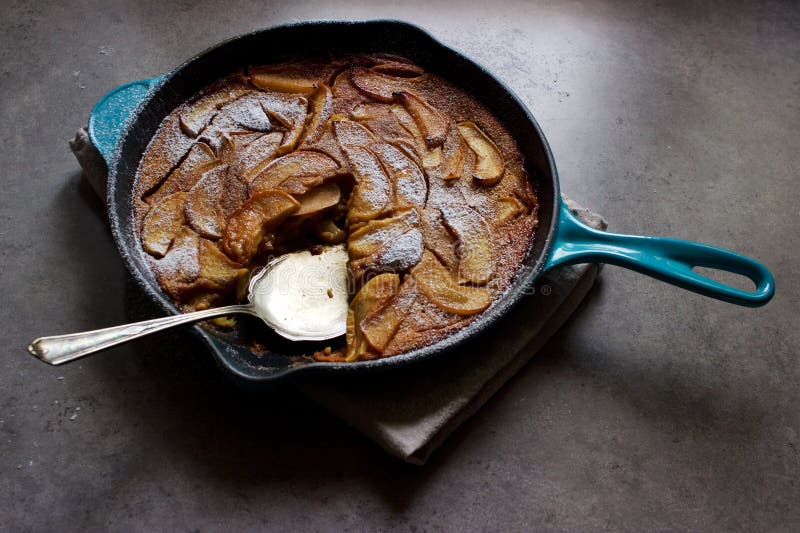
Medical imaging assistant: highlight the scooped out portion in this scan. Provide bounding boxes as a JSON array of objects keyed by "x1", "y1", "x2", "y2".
[{"x1": 134, "y1": 54, "x2": 538, "y2": 362}]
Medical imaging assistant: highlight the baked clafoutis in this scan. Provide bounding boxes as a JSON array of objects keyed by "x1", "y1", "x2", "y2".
[{"x1": 134, "y1": 54, "x2": 538, "y2": 362}]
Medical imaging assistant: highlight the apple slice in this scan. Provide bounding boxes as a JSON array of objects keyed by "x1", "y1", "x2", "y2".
[
  {"x1": 345, "y1": 273, "x2": 400, "y2": 361},
  {"x1": 411, "y1": 251, "x2": 491, "y2": 316},
  {"x1": 419, "y1": 207, "x2": 459, "y2": 270},
  {"x1": 153, "y1": 226, "x2": 201, "y2": 296},
  {"x1": 232, "y1": 131, "x2": 283, "y2": 183},
  {"x1": 333, "y1": 119, "x2": 377, "y2": 148},
  {"x1": 496, "y1": 195, "x2": 526, "y2": 223},
  {"x1": 350, "y1": 228, "x2": 423, "y2": 284},
  {"x1": 340, "y1": 145, "x2": 392, "y2": 224},
  {"x1": 348, "y1": 209, "x2": 420, "y2": 258},
  {"x1": 145, "y1": 142, "x2": 217, "y2": 204},
  {"x1": 439, "y1": 124, "x2": 466, "y2": 180},
  {"x1": 197, "y1": 238, "x2": 246, "y2": 286},
  {"x1": 260, "y1": 93, "x2": 308, "y2": 155},
  {"x1": 228, "y1": 131, "x2": 266, "y2": 149},
  {"x1": 359, "y1": 278, "x2": 418, "y2": 353},
  {"x1": 440, "y1": 203, "x2": 494, "y2": 285},
  {"x1": 457, "y1": 121, "x2": 505, "y2": 186},
  {"x1": 331, "y1": 68, "x2": 362, "y2": 101},
  {"x1": 363, "y1": 53, "x2": 423, "y2": 78},
  {"x1": 370, "y1": 142, "x2": 427, "y2": 209},
  {"x1": 350, "y1": 67, "x2": 414, "y2": 103},
  {"x1": 390, "y1": 105, "x2": 442, "y2": 169},
  {"x1": 373, "y1": 228, "x2": 423, "y2": 271},
  {"x1": 156, "y1": 234, "x2": 248, "y2": 311},
  {"x1": 184, "y1": 165, "x2": 228, "y2": 239},
  {"x1": 249, "y1": 70, "x2": 318, "y2": 96},
  {"x1": 221, "y1": 190, "x2": 300, "y2": 263},
  {"x1": 350, "y1": 103, "x2": 412, "y2": 142},
  {"x1": 300, "y1": 83, "x2": 333, "y2": 147},
  {"x1": 179, "y1": 86, "x2": 251, "y2": 137},
  {"x1": 141, "y1": 192, "x2": 187, "y2": 258},
  {"x1": 216, "y1": 93, "x2": 273, "y2": 132},
  {"x1": 291, "y1": 182, "x2": 341, "y2": 217},
  {"x1": 314, "y1": 219, "x2": 346, "y2": 244},
  {"x1": 249, "y1": 150, "x2": 339, "y2": 196},
  {"x1": 394, "y1": 91, "x2": 448, "y2": 148}
]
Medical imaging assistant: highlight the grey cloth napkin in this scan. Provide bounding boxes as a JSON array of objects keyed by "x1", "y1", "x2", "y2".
[{"x1": 70, "y1": 126, "x2": 605, "y2": 465}]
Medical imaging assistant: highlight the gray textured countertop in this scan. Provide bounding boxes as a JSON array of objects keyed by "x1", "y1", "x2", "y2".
[{"x1": 2, "y1": 1, "x2": 798, "y2": 530}]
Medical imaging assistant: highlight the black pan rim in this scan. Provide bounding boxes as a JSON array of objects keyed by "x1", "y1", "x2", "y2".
[{"x1": 105, "y1": 19, "x2": 561, "y2": 383}]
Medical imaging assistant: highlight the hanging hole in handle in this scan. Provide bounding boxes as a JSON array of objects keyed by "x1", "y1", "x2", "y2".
[{"x1": 692, "y1": 266, "x2": 757, "y2": 291}]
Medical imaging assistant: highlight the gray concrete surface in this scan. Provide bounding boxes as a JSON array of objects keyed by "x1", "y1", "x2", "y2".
[{"x1": 2, "y1": 0, "x2": 799, "y2": 530}]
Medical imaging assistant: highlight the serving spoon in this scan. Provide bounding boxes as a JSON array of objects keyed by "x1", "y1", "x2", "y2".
[{"x1": 28, "y1": 244, "x2": 350, "y2": 366}]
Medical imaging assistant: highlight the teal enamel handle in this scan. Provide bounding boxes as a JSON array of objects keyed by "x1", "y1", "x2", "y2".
[
  {"x1": 87, "y1": 76, "x2": 165, "y2": 164},
  {"x1": 545, "y1": 200, "x2": 775, "y2": 307}
]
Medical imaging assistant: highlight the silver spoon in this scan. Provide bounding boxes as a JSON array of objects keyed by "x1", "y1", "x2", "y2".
[{"x1": 28, "y1": 244, "x2": 350, "y2": 366}]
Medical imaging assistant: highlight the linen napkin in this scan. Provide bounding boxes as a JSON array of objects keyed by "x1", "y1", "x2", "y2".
[{"x1": 70, "y1": 126, "x2": 604, "y2": 465}]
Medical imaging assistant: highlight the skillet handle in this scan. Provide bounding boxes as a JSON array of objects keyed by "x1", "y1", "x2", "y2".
[
  {"x1": 544, "y1": 200, "x2": 775, "y2": 307},
  {"x1": 87, "y1": 76, "x2": 165, "y2": 165}
]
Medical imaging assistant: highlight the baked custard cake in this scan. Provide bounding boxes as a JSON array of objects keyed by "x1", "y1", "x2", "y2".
[{"x1": 134, "y1": 54, "x2": 538, "y2": 362}]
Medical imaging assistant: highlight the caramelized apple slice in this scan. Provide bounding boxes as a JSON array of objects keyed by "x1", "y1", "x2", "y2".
[
  {"x1": 216, "y1": 93, "x2": 273, "y2": 132},
  {"x1": 346, "y1": 273, "x2": 400, "y2": 361},
  {"x1": 411, "y1": 251, "x2": 491, "y2": 316},
  {"x1": 197, "y1": 128, "x2": 233, "y2": 158},
  {"x1": 145, "y1": 142, "x2": 217, "y2": 204},
  {"x1": 249, "y1": 150, "x2": 339, "y2": 196},
  {"x1": 153, "y1": 226, "x2": 201, "y2": 296},
  {"x1": 173, "y1": 279, "x2": 224, "y2": 312},
  {"x1": 360, "y1": 278, "x2": 418, "y2": 353},
  {"x1": 260, "y1": 93, "x2": 308, "y2": 155},
  {"x1": 394, "y1": 91, "x2": 448, "y2": 148},
  {"x1": 232, "y1": 131, "x2": 283, "y2": 183},
  {"x1": 184, "y1": 165, "x2": 228, "y2": 239},
  {"x1": 439, "y1": 124, "x2": 467, "y2": 180},
  {"x1": 340, "y1": 145, "x2": 392, "y2": 224},
  {"x1": 180, "y1": 109, "x2": 212, "y2": 138},
  {"x1": 221, "y1": 190, "x2": 300, "y2": 263},
  {"x1": 496, "y1": 195, "x2": 526, "y2": 223},
  {"x1": 362, "y1": 53, "x2": 424, "y2": 78},
  {"x1": 179, "y1": 87, "x2": 251, "y2": 137},
  {"x1": 249, "y1": 71, "x2": 318, "y2": 95},
  {"x1": 370, "y1": 142, "x2": 427, "y2": 209},
  {"x1": 333, "y1": 119, "x2": 377, "y2": 148},
  {"x1": 141, "y1": 192, "x2": 187, "y2": 257},
  {"x1": 350, "y1": 228, "x2": 423, "y2": 284},
  {"x1": 419, "y1": 207, "x2": 459, "y2": 270},
  {"x1": 291, "y1": 182, "x2": 341, "y2": 217},
  {"x1": 390, "y1": 105, "x2": 442, "y2": 169},
  {"x1": 228, "y1": 131, "x2": 266, "y2": 149},
  {"x1": 314, "y1": 219, "x2": 346, "y2": 244},
  {"x1": 331, "y1": 68, "x2": 362, "y2": 102},
  {"x1": 440, "y1": 203, "x2": 494, "y2": 285},
  {"x1": 348, "y1": 209, "x2": 420, "y2": 258},
  {"x1": 350, "y1": 67, "x2": 414, "y2": 103},
  {"x1": 457, "y1": 121, "x2": 505, "y2": 186},
  {"x1": 197, "y1": 238, "x2": 246, "y2": 286},
  {"x1": 350, "y1": 103, "x2": 412, "y2": 142},
  {"x1": 300, "y1": 84, "x2": 333, "y2": 147}
]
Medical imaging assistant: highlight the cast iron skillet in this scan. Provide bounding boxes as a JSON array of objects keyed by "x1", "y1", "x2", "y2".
[{"x1": 88, "y1": 20, "x2": 775, "y2": 385}]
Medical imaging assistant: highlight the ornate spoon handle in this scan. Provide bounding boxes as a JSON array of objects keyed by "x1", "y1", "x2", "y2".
[{"x1": 28, "y1": 304, "x2": 256, "y2": 365}]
